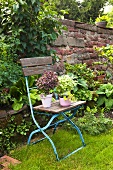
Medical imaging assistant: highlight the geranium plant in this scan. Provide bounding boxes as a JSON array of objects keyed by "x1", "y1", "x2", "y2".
[{"x1": 36, "y1": 71, "x2": 59, "y2": 95}]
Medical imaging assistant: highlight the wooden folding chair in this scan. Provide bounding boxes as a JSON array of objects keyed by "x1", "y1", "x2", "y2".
[{"x1": 20, "y1": 56, "x2": 86, "y2": 161}]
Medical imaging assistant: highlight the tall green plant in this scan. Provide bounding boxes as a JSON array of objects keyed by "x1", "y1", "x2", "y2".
[{"x1": 1, "y1": 0, "x2": 65, "y2": 59}]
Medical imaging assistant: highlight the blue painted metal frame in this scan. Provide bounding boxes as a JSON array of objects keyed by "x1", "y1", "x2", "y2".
[{"x1": 25, "y1": 76, "x2": 86, "y2": 161}]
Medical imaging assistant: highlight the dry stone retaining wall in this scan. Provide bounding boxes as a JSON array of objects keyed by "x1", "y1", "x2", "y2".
[{"x1": 52, "y1": 19, "x2": 113, "y2": 67}]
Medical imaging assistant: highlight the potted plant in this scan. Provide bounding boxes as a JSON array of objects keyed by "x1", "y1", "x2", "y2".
[
  {"x1": 95, "y1": 15, "x2": 109, "y2": 28},
  {"x1": 36, "y1": 71, "x2": 59, "y2": 108},
  {"x1": 59, "y1": 91, "x2": 75, "y2": 106},
  {"x1": 56, "y1": 75, "x2": 76, "y2": 106}
]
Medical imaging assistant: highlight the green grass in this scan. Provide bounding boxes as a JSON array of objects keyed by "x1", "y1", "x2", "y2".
[{"x1": 10, "y1": 128, "x2": 113, "y2": 170}]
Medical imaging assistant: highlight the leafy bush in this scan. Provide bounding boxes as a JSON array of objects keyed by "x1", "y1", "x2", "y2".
[
  {"x1": 0, "y1": 33, "x2": 22, "y2": 88},
  {"x1": 10, "y1": 77, "x2": 40, "y2": 110},
  {"x1": 65, "y1": 63, "x2": 95, "y2": 89},
  {"x1": 0, "y1": 116, "x2": 32, "y2": 154},
  {"x1": 64, "y1": 63, "x2": 98, "y2": 102},
  {"x1": 96, "y1": 83, "x2": 113, "y2": 110},
  {"x1": 0, "y1": 32, "x2": 22, "y2": 106},
  {"x1": 94, "y1": 45, "x2": 113, "y2": 82},
  {"x1": 0, "y1": 60, "x2": 22, "y2": 88},
  {"x1": 0, "y1": 60, "x2": 22, "y2": 106},
  {"x1": 1, "y1": 0, "x2": 66, "y2": 59},
  {"x1": 75, "y1": 107, "x2": 112, "y2": 135},
  {"x1": 95, "y1": 14, "x2": 109, "y2": 22}
]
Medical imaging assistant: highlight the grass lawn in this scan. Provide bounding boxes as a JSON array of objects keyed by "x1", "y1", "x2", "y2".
[{"x1": 10, "y1": 128, "x2": 113, "y2": 170}]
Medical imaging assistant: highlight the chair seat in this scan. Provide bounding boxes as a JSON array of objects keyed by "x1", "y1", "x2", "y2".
[{"x1": 33, "y1": 100, "x2": 86, "y2": 114}]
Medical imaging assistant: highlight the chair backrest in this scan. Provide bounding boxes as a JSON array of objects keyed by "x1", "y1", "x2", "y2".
[
  {"x1": 20, "y1": 56, "x2": 53, "y2": 76},
  {"x1": 20, "y1": 57, "x2": 54, "y2": 119}
]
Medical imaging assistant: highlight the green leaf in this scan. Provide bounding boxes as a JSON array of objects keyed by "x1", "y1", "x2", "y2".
[
  {"x1": 12, "y1": 99, "x2": 23, "y2": 110},
  {"x1": 21, "y1": 42, "x2": 27, "y2": 49},
  {"x1": 32, "y1": 0, "x2": 36, "y2": 5},
  {"x1": 10, "y1": 86, "x2": 22, "y2": 100},
  {"x1": 77, "y1": 79, "x2": 88, "y2": 89},
  {"x1": 13, "y1": 3, "x2": 19, "y2": 11},
  {"x1": 19, "y1": 0, "x2": 25, "y2": 5},
  {"x1": 97, "y1": 96, "x2": 106, "y2": 106},
  {"x1": 105, "y1": 98, "x2": 113, "y2": 109},
  {"x1": 28, "y1": 76, "x2": 35, "y2": 87}
]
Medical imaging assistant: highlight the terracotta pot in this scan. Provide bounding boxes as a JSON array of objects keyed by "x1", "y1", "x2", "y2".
[
  {"x1": 40, "y1": 94, "x2": 52, "y2": 108},
  {"x1": 59, "y1": 98, "x2": 71, "y2": 107}
]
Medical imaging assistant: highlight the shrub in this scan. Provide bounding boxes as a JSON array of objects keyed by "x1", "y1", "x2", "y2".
[
  {"x1": 75, "y1": 107, "x2": 112, "y2": 135},
  {"x1": 1, "y1": 0, "x2": 66, "y2": 59},
  {"x1": 0, "y1": 115, "x2": 32, "y2": 155},
  {"x1": 96, "y1": 83, "x2": 113, "y2": 110}
]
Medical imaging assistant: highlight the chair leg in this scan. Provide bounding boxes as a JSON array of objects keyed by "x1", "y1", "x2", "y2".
[
  {"x1": 27, "y1": 127, "x2": 59, "y2": 161},
  {"x1": 28, "y1": 111, "x2": 85, "y2": 161},
  {"x1": 61, "y1": 112, "x2": 86, "y2": 146}
]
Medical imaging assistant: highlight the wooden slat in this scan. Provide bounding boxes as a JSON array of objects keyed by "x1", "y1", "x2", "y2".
[
  {"x1": 20, "y1": 56, "x2": 52, "y2": 67},
  {"x1": 33, "y1": 101, "x2": 86, "y2": 114},
  {"x1": 22, "y1": 65, "x2": 54, "y2": 76}
]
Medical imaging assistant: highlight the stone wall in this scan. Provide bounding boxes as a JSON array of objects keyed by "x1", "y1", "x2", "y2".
[{"x1": 52, "y1": 19, "x2": 113, "y2": 67}]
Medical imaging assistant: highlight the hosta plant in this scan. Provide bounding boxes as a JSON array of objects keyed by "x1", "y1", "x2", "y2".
[
  {"x1": 96, "y1": 83, "x2": 113, "y2": 110},
  {"x1": 10, "y1": 76, "x2": 39, "y2": 110}
]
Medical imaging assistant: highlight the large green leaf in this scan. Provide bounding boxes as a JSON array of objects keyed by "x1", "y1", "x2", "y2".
[
  {"x1": 77, "y1": 79, "x2": 88, "y2": 89},
  {"x1": 97, "y1": 96, "x2": 106, "y2": 106},
  {"x1": 28, "y1": 76, "x2": 35, "y2": 87},
  {"x1": 105, "y1": 98, "x2": 113, "y2": 110},
  {"x1": 15, "y1": 78, "x2": 26, "y2": 93},
  {"x1": 12, "y1": 99, "x2": 23, "y2": 110},
  {"x1": 10, "y1": 86, "x2": 22, "y2": 100}
]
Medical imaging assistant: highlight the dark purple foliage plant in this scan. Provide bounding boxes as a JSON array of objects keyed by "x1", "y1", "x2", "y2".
[{"x1": 36, "y1": 71, "x2": 59, "y2": 95}]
